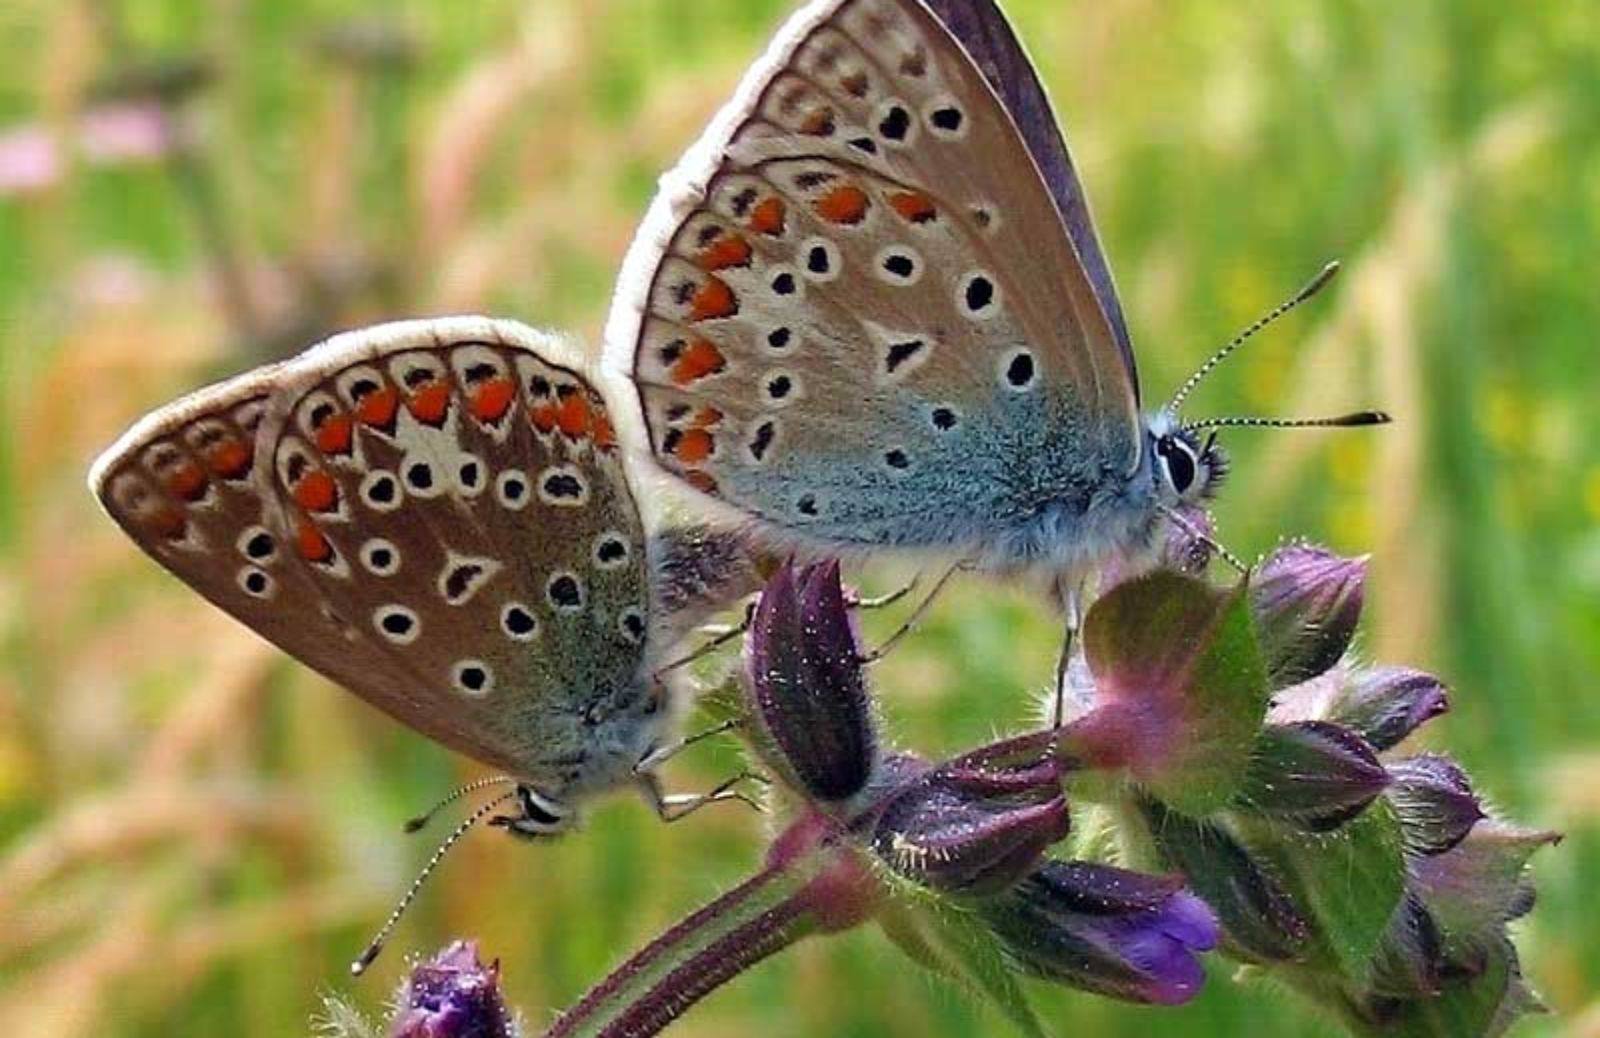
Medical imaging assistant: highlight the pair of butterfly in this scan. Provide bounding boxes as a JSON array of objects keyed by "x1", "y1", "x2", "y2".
[{"x1": 91, "y1": 0, "x2": 1386, "y2": 958}]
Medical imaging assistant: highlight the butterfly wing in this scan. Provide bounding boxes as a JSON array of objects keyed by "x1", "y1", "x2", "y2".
[
  {"x1": 607, "y1": 0, "x2": 1142, "y2": 553},
  {"x1": 921, "y1": 0, "x2": 1136, "y2": 392},
  {"x1": 90, "y1": 363, "x2": 420, "y2": 703},
  {"x1": 94, "y1": 318, "x2": 661, "y2": 796}
]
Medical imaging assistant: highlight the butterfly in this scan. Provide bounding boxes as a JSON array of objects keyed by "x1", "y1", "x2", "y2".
[
  {"x1": 91, "y1": 317, "x2": 762, "y2": 850},
  {"x1": 605, "y1": 0, "x2": 1386, "y2": 592}
]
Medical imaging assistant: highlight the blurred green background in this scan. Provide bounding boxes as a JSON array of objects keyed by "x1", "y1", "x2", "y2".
[{"x1": 2, "y1": 0, "x2": 1597, "y2": 1034}]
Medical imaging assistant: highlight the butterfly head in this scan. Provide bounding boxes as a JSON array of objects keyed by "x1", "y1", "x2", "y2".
[{"x1": 1148, "y1": 412, "x2": 1229, "y2": 508}]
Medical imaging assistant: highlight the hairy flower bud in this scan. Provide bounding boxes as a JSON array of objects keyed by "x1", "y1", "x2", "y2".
[
  {"x1": 1327, "y1": 666, "x2": 1451, "y2": 751},
  {"x1": 982, "y1": 861, "x2": 1219, "y2": 1006},
  {"x1": 1386, "y1": 755, "x2": 1486, "y2": 857},
  {"x1": 1237, "y1": 722, "x2": 1391, "y2": 830},
  {"x1": 1251, "y1": 545, "x2": 1366, "y2": 688},
  {"x1": 872, "y1": 734, "x2": 1068, "y2": 896},
  {"x1": 745, "y1": 561, "x2": 875, "y2": 804},
  {"x1": 388, "y1": 942, "x2": 515, "y2": 1038}
]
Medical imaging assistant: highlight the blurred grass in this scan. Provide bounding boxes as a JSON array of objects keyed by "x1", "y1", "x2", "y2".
[{"x1": 1, "y1": 0, "x2": 1597, "y2": 1034}]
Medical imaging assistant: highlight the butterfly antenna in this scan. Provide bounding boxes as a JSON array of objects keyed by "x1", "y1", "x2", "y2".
[
  {"x1": 351, "y1": 789, "x2": 518, "y2": 977},
  {"x1": 1184, "y1": 411, "x2": 1392, "y2": 433},
  {"x1": 1166, "y1": 260, "x2": 1342, "y2": 414},
  {"x1": 403, "y1": 775, "x2": 519, "y2": 833}
]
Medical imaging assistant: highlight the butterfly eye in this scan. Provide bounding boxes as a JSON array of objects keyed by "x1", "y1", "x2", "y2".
[{"x1": 1158, "y1": 437, "x2": 1198, "y2": 496}]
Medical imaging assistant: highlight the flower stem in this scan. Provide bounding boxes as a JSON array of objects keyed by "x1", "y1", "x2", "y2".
[{"x1": 543, "y1": 844, "x2": 833, "y2": 1038}]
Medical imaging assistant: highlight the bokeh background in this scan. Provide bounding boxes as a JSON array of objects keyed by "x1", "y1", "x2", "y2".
[{"x1": 3, "y1": 0, "x2": 1597, "y2": 1034}]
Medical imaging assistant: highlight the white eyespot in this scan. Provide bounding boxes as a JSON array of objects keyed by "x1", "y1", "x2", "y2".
[
  {"x1": 592, "y1": 532, "x2": 633, "y2": 571},
  {"x1": 237, "y1": 566, "x2": 274, "y2": 599},
  {"x1": 451, "y1": 659, "x2": 495, "y2": 697},
  {"x1": 763, "y1": 326, "x2": 796, "y2": 355},
  {"x1": 999, "y1": 347, "x2": 1039, "y2": 393},
  {"x1": 545, "y1": 571, "x2": 586, "y2": 613},
  {"x1": 762, "y1": 370, "x2": 803, "y2": 409},
  {"x1": 767, "y1": 264, "x2": 804, "y2": 300},
  {"x1": 236, "y1": 526, "x2": 278, "y2": 563},
  {"x1": 501, "y1": 602, "x2": 540, "y2": 642},
  {"x1": 799, "y1": 237, "x2": 841, "y2": 283},
  {"x1": 618, "y1": 607, "x2": 647, "y2": 645},
  {"x1": 875, "y1": 245, "x2": 923, "y2": 285},
  {"x1": 924, "y1": 96, "x2": 968, "y2": 139},
  {"x1": 970, "y1": 203, "x2": 1002, "y2": 234},
  {"x1": 359, "y1": 469, "x2": 403, "y2": 512},
  {"x1": 958, "y1": 272, "x2": 1001, "y2": 320},
  {"x1": 386, "y1": 352, "x2": 445, "y2": 389},
  {"x1": 883, "y1": 448, "x2": 913, "y2": 474},
  {"x1": 295, "y1": 391, "x2": 343, "y2": 440},
  {"x1": 538, "y1": 465, "x2": 589, "y2": 507},
  {"x1": 455, "y1": 454, "x2": 486, "y2": 497},
  {"x1": 374, "y1": 605, "x2": 421, "y2": 645},
  {"x1": 232, "y1": 399, "x2": 268, "y2": 433},
  {"x1": 360, "y1": 538, "x2": 401, "y2": 576},
  {"x1": 401, "y1": 457, "x2": 444, "y2": 499},
  {"x1": 496, "y1": 469, "x2": 530, "y2": 510}
]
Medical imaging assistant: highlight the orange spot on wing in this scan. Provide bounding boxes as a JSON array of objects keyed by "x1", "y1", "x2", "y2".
[
  {"x1": 816, "y1": 184, "x2": 869, "y2": 225},
  {"x1": 749, "y1": 197, "x2": 787, "y2": 237},
  {"x1": 673, "y1": 428, "x2": 715, "y2": 464},
  {"x1": 671, "y1": 340, "x2": 727, "y2": 385},
  {"x1": 470, "y1": 378, "x2": 516, "y2": 423},
  {"x1": 696, "y1": 233, "x2": 753, "y2": 272},
  {"x1": 689, "y1": 277, "x2": 739, "y2": 321},
  {"x1": 207, "y1": 439, "x2": 252, "y2": 479},
  {"x1": 556, "y1": 394, "x2": 593, "y2": 439},
  {"x1": 800, "y1": 108, "x2": 836, "y2": 136},
  {"x1": 407, "y1": 382, "x2": 452, "y2": 425},
  {"x1": 692, "y1": 407, "x2": 724, "y2": 429},
  {"x1": 357, "y1": 386, "x2": 400, "y2": 429},
  {"x1": 315, "y1": 413, "x2": 354, "y2": 455},
  {"x1": 531, "y1": 402, "x2": 559, "y2": 434},
  {"x1": 684, "y1": 470, "x2": 719, "y2": 496},
  {"x1": 294, "y1": 470, "x2": 339, "y2": 513},
  {"x1": 591, "y1": 413, "x2": 617, "y2": 451},
  {"x1": 165, "y1": 462, "x2": 208, "y2": 502},
  {"x1": 297, "y1": 520, "x2": 333, "y2": 563},
  {"x1": 889, "y1": 191, "x2": 938, "y2": 224},
  {"x1": 152, "y1": 505, "x2": 188, "y2": 540}
]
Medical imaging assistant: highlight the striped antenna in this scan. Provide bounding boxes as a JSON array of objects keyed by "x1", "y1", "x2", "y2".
[
  {"x1": 1184, "y1": 411, "x2": 1393, "y2": 433},
  {"x1": 1167, "y1": 261, "x2": 1342, "y2": 414}
]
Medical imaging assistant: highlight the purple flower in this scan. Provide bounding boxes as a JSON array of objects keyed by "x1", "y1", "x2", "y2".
[
  {"x1": 1386, "y1": 754, "x2": 1486, "y2": 857},
  {"x1": 1250, "y1": 544, "x2": 1366, "y2": 688},
  {"x1": 388, "y1": 941, "x2": 515, "y2": 1038},
  {"x1": 744, "y1": 561, "x2": 876, "y2": 805},
  {"x1": 983, "y1": 862, "x2": 1220, "y2": 1006},
  {"x1": 1237, "y1": 722, "x2": 1391, "y2": 830}
]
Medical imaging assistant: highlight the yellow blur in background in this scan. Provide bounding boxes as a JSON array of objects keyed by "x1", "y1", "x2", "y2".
[{"x1": 1, "y1": 1, "x2": 1597, "y2": 1035}]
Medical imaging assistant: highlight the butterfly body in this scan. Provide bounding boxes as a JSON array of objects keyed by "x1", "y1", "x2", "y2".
[
  {"x1": 91, "y1": 317, "x2": 732, "y2": 822},
  {"x1": 607, "y1": 0, "x2": 1230, "y2": 587}
]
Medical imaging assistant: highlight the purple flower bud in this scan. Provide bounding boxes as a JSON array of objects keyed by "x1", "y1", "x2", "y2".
[
  {"x1": 1385, "y1": 755, "x2": 1486, "y2": 857},
  {"x1": 1237, "y1": 722, "x2": 1390, "y2": 830},
  {"x1": 872, "y1": 734, "x2": 1069, "y2": 896},
  {"x1": 1327, "y1": 667, "x2": 1450, "y2": 751},
  {"x1": 1370, "y1": 891, "x2": 1446, "y2": 999},
  {"x1": 389, "y1": 941, "x2": 515, "y2": 1038},
  {"x1": 1140, "y1": 798, "x2": 1313, "y2": 963},
  {"x1": 983, "y1": 861, "x2": 1219, "y2": 1006},
  {"x1": 1250, "y1": 545, "x2": 1366, "y2": 688},
  {"x1": 744, "y1": 561, "x2": 875, "y2": 804},
  {"x1": 1407, "y1": 819, "x2": 1559, "y2": 961}
]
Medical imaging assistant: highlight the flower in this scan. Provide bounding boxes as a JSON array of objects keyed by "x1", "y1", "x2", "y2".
[
  {"x1": 387, "y1": 941, "x2": 516, "y2": 1038},
  {"x1": 982, "y1": 862, "x2": 1220, "y2": 1006}
]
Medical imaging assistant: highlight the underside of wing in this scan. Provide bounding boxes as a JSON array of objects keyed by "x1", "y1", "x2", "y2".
[
  {"x1": 606, "y1": 0, "x2": 1141, "y2": 553},
  {"x1": 252, "y1": 318, "x2": 656, "y2": 790}
]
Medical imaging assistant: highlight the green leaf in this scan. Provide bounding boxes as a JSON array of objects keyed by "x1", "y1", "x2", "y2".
[
  {"x1": 1379, "y1": 936, "x2": 1542, "y2": 1038},
  {"x1": 1082, "y1": 571, "x2": 1270, "y2": 814},
  {"x1": 878, "y1": 885, "x2": 1046, "y2": 1038},
  {"x1": 1243, "y1": 797, "x2": 1408, "y2": 984}
]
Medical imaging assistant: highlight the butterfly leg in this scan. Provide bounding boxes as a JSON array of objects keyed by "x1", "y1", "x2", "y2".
[
  {"x1": 859, "y1": 560, "x2": 969, "y2": 665},
  {"x1": 637, "y1": 769, "x2": 768, "y2": 823},
  {"x1": 658, "y1": 600, "x2": 758, "y2": 677},
  {"x1": 1050, "y1": 585, "x2": 1085, "y2": 729},
  {"x1": 634, "y1": 717, "x2": 744, "y2": 775}
]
